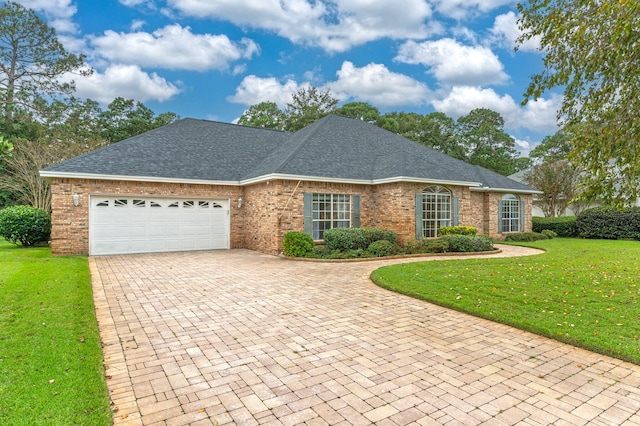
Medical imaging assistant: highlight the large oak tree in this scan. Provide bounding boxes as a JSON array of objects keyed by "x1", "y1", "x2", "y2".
[{"x1": 518, "y1": 0, "x2": 640, "y2": 206}]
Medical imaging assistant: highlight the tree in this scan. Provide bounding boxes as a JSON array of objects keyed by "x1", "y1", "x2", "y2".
[
  {"x1": 421, "y1": 112, "x2": 466, "y2": 160},
  {"x1": 529, "y1": 131, "x2": 571, "y2": 164},
  {"x1": 238, "y1": 102, "x2": 286, "y2": 130},
  {"x1": 0, "y1": 136, "x2": 104, "y2": 211},
  {"x1": 334, "y1": 102, "x2": 380, "y2": 123},
  {"x1": 284, "y1": 87, "x2": 338, "y2": 132},
  {"x1": 517, "y1": 0, "x2": 640, "y2": 206},
  {"x1": 457, "y1": 108, "x2": 522, "y2": 176},
  {"x1": 98, "y1": 97, "x2": 179, "y2": 143},
  {"x1": 0, "y1": 2, "x2": 90, "y2": 127},
  {"x1": 523, "y1": 159, "x2": 581, "y2": 217}
]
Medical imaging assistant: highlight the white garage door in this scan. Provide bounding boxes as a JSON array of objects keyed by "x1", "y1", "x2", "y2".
[{"x1": 90, "y1": 196, "x2": 230, "y2": 255}]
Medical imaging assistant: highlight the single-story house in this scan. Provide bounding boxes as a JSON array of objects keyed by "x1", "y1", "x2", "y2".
[{"x1": 40, "y1": 114, "x2": 540, "y2": 256}]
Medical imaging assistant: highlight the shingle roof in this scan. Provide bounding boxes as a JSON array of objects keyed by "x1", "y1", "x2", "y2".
[{"x1": 42, "y1": 114, "x2": 538, "y2": 192}]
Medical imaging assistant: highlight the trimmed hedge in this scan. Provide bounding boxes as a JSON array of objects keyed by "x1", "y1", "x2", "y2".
[
  {"x1": 323, "y1": 227, "x2": 397, "y2": 251},
  {"x1": 438, "y1": 226, "x2": 478, "y2": 236},
  {"x1": 404, "y1": 238, "x2": 449, "y2": 254},
  {"x1": 283, "y1": 231, "x2": 314, "y2": 257},
  {"x1": 368, "y1": 240, "x2": 401, "y2": 257},
  {"x1": 577, "y1": 207, "x2": 640, "y2": 240},
  {"x1": 440, "y1": 234, "x2": 494, "y2": 252},
  {"x1": 532, "y1": 216, "x2": 577, "y2": 237},
  {"x1": 504, "y1": 232, "x2": 549, "y2": 242},
  {"x1": 0, "y1": 205, "x2": 51, "y2": 246}
]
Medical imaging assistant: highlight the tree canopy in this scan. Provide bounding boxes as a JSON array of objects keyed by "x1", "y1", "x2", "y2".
[
  {"x1": 0, "y1": 2, "x2": 90, "y2": 127},
  {"x1": 238, "y1": 101, "x2": 286, "y2": 130},
  {"x1": 284, "y1": 87, "x2": 338, "y2": 132},
  {"x1": 457, "y1": 108, "x2": 524, "y2": 176},
  {"x1": 518, "y1": 0, "x2": 640, "y2": 206}
]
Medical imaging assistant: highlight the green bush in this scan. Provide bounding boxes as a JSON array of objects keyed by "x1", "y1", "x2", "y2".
[
  {"x1": 312, "y1": 247, "x2": 372, "y2": 259},
  {"x1": 323, "y1": 227, "x2": 397, "y2": 251},
  {"x1": 440, "y1": 234, "x2": 494, "y2": 252},
  {"x1": 282, "y1": 231, "x2": 314, "y2": 257},
  {"x1": 504, "y1": 232, "x2": 549, "y2": 242},
  {"x1": 532, "y1": 216, "x2": 577, "y2": 237},
  {"x1": 404, "y1": 238, "x2": 449, "y2": 254},
  {"x1": 577, "y1": 207, "x2": 640, "y2": 240},
  {"x1": 0, "y1": 205, "x2": 51, "y2": 246},
  {"x1": 438, "y1": 226, "x2": 477, "y2": 236},
  {"x1": 368, "y1": 240, "x2": 401, "y2": 257},
  {"x1": 541, "y1": 229, "x2": 558, "y2": 239}
]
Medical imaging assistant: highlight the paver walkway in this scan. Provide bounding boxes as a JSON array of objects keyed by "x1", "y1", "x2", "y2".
[{"x1": 90, "y1": 245, "x2": 640, "y2": 426}]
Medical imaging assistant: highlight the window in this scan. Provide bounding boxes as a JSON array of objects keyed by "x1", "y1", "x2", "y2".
[
  {"x1": 303, "y1": 193, "x2": 360, "y2": 240},
  {"x1": 420, "y1": 186, "x2": 451, "y2": 238},
  {"x1": 311, "y1": 193, "x2": 351, "y2": 240},
  {"x1": 500, "y1": 194, "x2": 521, "y2": 233},
  {"x1": 114, "y1": 199, "x2": 128, "y2": 207}
]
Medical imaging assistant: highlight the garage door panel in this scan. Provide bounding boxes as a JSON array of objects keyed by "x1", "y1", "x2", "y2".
[{"x1": 90, "y1": 196, "x2": 230, "y2": 255}]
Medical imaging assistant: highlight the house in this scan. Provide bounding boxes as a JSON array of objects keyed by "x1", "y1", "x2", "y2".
[{"x1": 40, "y1": 114, "x2": 540, "y2": 256}]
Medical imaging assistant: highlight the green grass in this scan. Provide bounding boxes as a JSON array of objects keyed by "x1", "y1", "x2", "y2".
[
  {"x1": 0, "y1": 239, "x2": 112, "y2": 425},
  {"x1": 371, "y1": 238, "x2": 640, "y2": 364}
]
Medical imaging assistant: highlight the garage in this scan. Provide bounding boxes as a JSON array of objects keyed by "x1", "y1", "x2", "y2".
[{"x1": 89, "y1": 196, "x2": 230, "y2": 255}]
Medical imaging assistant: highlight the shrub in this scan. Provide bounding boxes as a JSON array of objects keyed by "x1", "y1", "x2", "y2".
[
  {"x1": 440, "y1": 234, "x2": 494, "y2": 252},
  {"x1": 323, "y1": 227, "x2": 397, "y2": 251},
  {"x1": 368, "y1": 240, "x2": 401, "y2": 257},
  {"x1": 541, "y1": 229, "x2": 558, "y2": 239},
  {"x1": 404, "y1": 238, "x2": 449, "y2": 254},
  {"x1": 577, "y1": 207, "x2": 640, "y2": 240},
  {"x1": 504, "y1": 232, "x2": 549, "y2": 242},
  {"x1": 438, "y1": 226, "x2": 477, "y2": 236},
  {"x1": 532, "y1": 216, "x2": 577, "y2": 237},
  {"x1": 0, "y1": 205, "x2": 51, "y2": 246},
  {"x1": 282, "y1": 231, "x2": 314, "y2": 257}
]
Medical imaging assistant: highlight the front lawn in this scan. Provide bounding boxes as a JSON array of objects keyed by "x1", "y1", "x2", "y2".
[
  {"x1": 0, "y1": 239, "x2": 112, "y2": 425},
  {"x1": 371, "y1": 238, "x2": 640, "y2": 364}
]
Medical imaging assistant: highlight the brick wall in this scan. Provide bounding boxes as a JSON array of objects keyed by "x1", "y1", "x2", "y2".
[
  {"x1": 50, "y1": 177, "x2": 534, "y2": 256},
  {"x1": 50, "y1": 178, "x2": 243, "y2": 255}
]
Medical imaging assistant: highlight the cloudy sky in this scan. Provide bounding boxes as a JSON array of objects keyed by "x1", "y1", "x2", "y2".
[{"x1": 18, "y1": 0, "x2": 561, "y2": 155}]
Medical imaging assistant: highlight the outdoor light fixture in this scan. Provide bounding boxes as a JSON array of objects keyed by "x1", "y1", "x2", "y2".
[
  {"x1": 72, "y1": 193, "x2": 80, "y2": 207},
  {"x1": 237, "y1": 198, "x2": 243, "y2": 208}
]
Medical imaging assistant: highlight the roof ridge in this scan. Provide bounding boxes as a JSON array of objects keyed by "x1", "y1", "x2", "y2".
[{"x1": 269, "y1": 117, "x2": 329, "y2": 174}]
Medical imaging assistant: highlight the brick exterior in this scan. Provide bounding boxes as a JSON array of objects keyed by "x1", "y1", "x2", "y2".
[{"x1": 49, "y1": 177, "x2": 534, "y2": 256}]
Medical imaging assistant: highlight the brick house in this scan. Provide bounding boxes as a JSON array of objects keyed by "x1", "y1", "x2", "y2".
[{"x1": 40, "y1": 114, "x2": 540, "y2": 256}]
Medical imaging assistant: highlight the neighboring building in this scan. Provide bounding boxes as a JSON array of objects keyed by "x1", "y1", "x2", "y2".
[{"x1": 40, "y1": 115, "x2": 540, "y2": 256}]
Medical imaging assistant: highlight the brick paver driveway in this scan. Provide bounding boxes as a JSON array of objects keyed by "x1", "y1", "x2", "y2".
[{"x1": 90, "y1": 246, "x2": 640, "y2": 426}]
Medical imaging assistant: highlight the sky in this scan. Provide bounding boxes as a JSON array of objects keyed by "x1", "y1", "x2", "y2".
[{"x1": 16, "y1": 0, "x2": 562, "y2": 157}]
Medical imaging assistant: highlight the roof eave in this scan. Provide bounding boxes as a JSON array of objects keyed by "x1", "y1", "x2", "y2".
[
  {"x1": 40, "y1": 171, "x2": 527, "y2": 191},
  {"x1": 38, "y1": 170, "x2": 241, "y2": 186},
  {"x1": 470, "y1": 186, "x2": 543, "y2": 195}
]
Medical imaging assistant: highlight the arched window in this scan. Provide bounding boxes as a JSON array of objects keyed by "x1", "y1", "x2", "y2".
[
  {"x1": 500, "y1": 194, "x2": 521, "y2": 233},
  {"x1": 420, "y1": 186, "x2": 451, "y2": 238}
]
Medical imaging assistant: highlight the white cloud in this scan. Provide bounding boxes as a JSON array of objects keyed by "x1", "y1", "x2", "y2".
[
  {"x1": 227, "y1": 75, "x2": 307, "y2": 108},
  {"x1": 166, "y1": 0, "x2": 439, "y2": 52},
  {"x1": 490, "y1": 11, "x2": 540, "y2": 52},
  {"x1": 89, "y1": 24, "x2": 259, "y2": 72},
  {"x1": 432, "y1": 86, "x2": 560, "y2": 133},
  {"x1": 396, "y1": 39, "x2": 509, "y2": 86},
  {"x1": 433, "y1": 0, "x2": 515, "y2": 20},
  {"x1": 68, "y1": 64, "x2": 181, "y2": 104},
  {"x1": 228, "y1": 62, "x2": 431, "y2": 109},
  {"x1": 329, "y1": 61, "x2": 430, "y2": 107},
  {"x1": 18, "y1": 0, "x2": 78, "y2": 33}
]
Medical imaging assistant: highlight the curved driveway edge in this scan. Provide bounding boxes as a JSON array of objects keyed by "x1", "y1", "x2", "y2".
[{"x1": 90, "y1": 245, "x2": 640, "y2": 425}]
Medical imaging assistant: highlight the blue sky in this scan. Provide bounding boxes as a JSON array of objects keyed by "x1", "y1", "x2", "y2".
[{"x1": 19, "y1": 0, "x2": 561, "y2": 156}]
